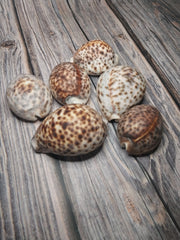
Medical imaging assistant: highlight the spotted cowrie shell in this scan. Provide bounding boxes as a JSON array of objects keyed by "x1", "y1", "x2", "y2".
[
  {"x1": 117, "y1": 104, "x2": 163, "y2": 156},
  {"x1": 6, "y1": 74, "x2": 52, "y2": 121},
  {"x1": 49, "y1": 62, "x2": 91, "y2": 105},
  {"x1": 31, "y1": 104, "x2": 107, "y2": 156},
  {"x1": 72, "y1": 40, "x2": 119, "y2": 75},
  {"x1": 97, "y1": 66, "x2": 146, "y2": 121}
]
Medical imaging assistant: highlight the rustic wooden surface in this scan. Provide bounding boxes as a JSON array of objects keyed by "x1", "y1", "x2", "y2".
[{"x1": 0, "y1": 0, "x2": 180, "y2": 239}]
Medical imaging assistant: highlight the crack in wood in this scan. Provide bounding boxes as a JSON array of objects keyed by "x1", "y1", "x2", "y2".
[
  {"x1": 135, "y1": 157, "x2": 180, "y2": 233},
  {"x1": 0, "y1": 40, "x2": 15, "y2": 48}
]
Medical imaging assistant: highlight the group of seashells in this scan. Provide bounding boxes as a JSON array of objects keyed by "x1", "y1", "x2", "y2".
[{"x1": 6, "y1": 40, "x2": 163, "y2": 157}]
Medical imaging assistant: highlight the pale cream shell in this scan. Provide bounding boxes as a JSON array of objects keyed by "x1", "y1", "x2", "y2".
[
  {"x1": 97, "y1": 66, "x2": 146, "y2": 121},
  {"x1": 73, "y1": 40, "x2": 119, "y2": 75},
  {"x1": 6, "y1": 74, "x2": 52, "y2": 121}
]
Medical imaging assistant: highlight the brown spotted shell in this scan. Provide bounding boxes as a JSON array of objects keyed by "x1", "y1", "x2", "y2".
[
  {"x1": 97, "y1": 66, "x2": 146, "y2": 121},
  {"x1": 31, "y1": 104, "x2": 107, "y2": 156},
  {"x1": 117, "y1": 105, "x2": 163, "y2": 156},
  {"x1": 6, "y1": 74, "x2": 52, "y2": 121},
  {"x1": 49, "y1": 62, "x2": 91, "y2": 105},
  {"x1": 72, "y1": 40, "x2": 119, "y2": 75}
]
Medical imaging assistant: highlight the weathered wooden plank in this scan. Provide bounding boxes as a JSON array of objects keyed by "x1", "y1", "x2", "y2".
[
  {"x1": 66, "y1": 0, "x2": 180, "y2": 220},
  {"x1": 0, "y1": 1, "x2": 80, "y2": 239},
  {"x1": 106, "y1": 0, "x2": 180, "y2": 106},
  {"x1": 58, "y1": 0, "x2": 180, "y2": 236},
  {"x1": 11, "y1": 0, "x2": 180, "y2": 239},
  {"x1": 1, "y1": 0, "x2": 180, "y2": 239}
]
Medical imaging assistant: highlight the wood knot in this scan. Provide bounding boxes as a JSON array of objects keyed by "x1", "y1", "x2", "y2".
[
  {"x1": 0, "y1": 40, "x2": 16, "y2": 48},
  {"x1": 117, "y1": 34, "x2": 127, "y2": 40}
]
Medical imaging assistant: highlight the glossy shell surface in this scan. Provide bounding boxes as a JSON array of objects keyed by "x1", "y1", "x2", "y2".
[
  {"x1": 6, "y1": 74, "x2": 52, "y2": 121},
  {"x1": 97, "y1": 66, "x2": 146, "y2": 121},
  {"x1": 31, "y1": 104, "x2": 107, "y2": 156},
  {"x1": 73, "y1": 40, "x2": 119, "y2": 75},
  {"x1": 49, "y1": 62, "x2": 91, "y2": 105},
  {"x1": 117, "y1": 105, "x2": 163, "y2": 156}
]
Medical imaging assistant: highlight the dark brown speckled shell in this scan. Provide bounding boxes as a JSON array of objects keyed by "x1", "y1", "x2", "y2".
[
  {"x1": 117, "y1": 105, "x2": 163, "y2": 156},
  {"x1": 49, "y1": 62, "x2": 90, "y2": 105},
  {"x1": 31, "y1": 104, "x2": 107, "y2": 156}
]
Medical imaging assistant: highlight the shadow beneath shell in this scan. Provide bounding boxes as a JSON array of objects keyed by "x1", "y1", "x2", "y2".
[{"x1": 47, "y1": 145, "x2": 103, "y2": 162}]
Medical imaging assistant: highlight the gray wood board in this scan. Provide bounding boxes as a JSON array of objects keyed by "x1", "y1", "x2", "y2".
[
  {"x1": 0, "y1": 0, "x2": 80, "y2": 239},
  {"x1": 106, "y1": 0, "x2": 180, "y2": 106},
  {"x1": 0, "y1": 0, "x2": 180, "y2": 239}
]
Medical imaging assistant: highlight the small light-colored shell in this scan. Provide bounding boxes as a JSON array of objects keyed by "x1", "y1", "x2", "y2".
[
  {"x1": 117, "y1": 105, "x2": 163, "y2": 156},
  {"x1": 31, "y1": 104, "x2": 107, "y2": 156},
  {"x1": 97, "y1": 66, "x2": 146, "y2": 121},
  {"x1": 49, "y1": 62, "x2": 91, "y2": 105},
  {"x1": 72, "y1": 40, "x2": 119, "y2": 75},
  {"x1": 6, "y1": 74, "x2": 52, "y2": 121}
]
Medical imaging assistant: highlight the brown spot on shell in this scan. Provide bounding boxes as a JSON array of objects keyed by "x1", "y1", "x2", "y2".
[{"x1": 62, "y1": 122, "x2": 69, "y2": 130}]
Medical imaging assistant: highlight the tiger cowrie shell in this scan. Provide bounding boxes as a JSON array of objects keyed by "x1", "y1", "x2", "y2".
[
  {"x1": 31, "y1": 104, "x2": 107, "y2": 156},
  {"x1": 117, "y1": 104, "x2": 163, "y2": 156},
  {"x1": 6, "y1": 74, "x2": 52, "y2": 121},
  {"x1": 97, "y1": 65, "x2": 146, "y2": 121},
  {"x1": 49, "y1": 62, "x2": 91, "y2": 105},
  {"x1": 72, "y1": 39, "x2": 119, "y2": 75}
]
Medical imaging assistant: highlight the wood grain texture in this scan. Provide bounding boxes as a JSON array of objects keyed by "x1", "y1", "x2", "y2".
[
  {"x1": 0, "y1": 0, "x2": 180, "y2": 239},
  {"x1": 0, "y1": 1, "x2": 80, "y2": 239},
  {"x1": 106, "y1": 0, "x2": 180, "y2": 106},
  {"x1": 59, "y1": 0, "x2": 180, "y2": 237}
]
